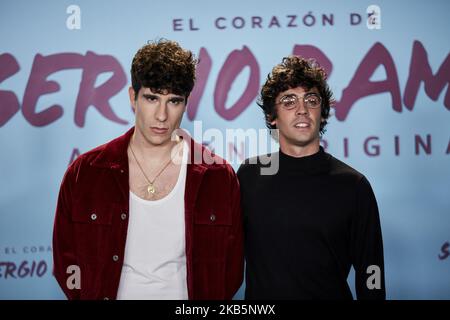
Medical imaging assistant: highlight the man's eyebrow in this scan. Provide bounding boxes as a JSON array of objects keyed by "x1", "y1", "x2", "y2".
[
  {"x1": 282, "y1": 91, "x2": 318, "y2": 97},
  {"x1": 169, "y1": 96, "x2": 185, "y2": 102},
  {"x1": 280, "y1": 93, "x2": 297, "y2": 98},
  {"x1": 142, "y1": 93, "x2": 157, "y2": 98},
  {"x1": 141, "y1": 93, "x2": 185, "y2": 101},
  {"x1": 304, "y1": 92, "x2": 320, "y2": 96}
]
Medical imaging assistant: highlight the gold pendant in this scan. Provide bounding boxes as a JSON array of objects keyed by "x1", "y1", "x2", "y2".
[{"x1": 147, "y1": 184, "x2": 156, "y2": 194}]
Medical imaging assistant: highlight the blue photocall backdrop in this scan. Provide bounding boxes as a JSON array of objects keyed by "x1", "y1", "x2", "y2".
[{"x1": 0, "y1": 0, "x2": 449, "y2": 299}]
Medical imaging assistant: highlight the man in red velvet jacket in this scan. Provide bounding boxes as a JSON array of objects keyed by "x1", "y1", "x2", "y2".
[{"x1": 52, "y1": 40, "x2": 244, "y2": 300}]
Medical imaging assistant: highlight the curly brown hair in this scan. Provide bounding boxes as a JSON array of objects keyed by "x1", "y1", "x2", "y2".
[
  {"x1": 131, "y1": 39, "x2": 197, "y2": 100},
  {"x1": 258, "y1": 55, "x2": 334, "y2": 135}
]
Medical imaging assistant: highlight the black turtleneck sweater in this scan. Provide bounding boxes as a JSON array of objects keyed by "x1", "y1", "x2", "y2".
[{"x1": 237, "y1": 147, "x2": 385, "y2": 300}]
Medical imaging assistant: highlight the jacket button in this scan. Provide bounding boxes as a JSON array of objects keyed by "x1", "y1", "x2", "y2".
[
  {"x1": 120, "y1": 169, "x2": 124, "y2": 174},
  {"x1": 112, "y1": 255, "x2": 119, "y2": 262},
  {"x1": 121, "y1": 213, "x2": 127, "y2": 220},
  {"x1": 210, "y1": 213, "x2": 216, "y2": 222},
  {"x1": 90, "y1": 213, "x2": 97, "y2": 220}
]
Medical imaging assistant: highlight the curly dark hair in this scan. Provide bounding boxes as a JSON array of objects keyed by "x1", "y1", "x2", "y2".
[
  {"x1": 131, "y1": 39, "x2": 197, "y2": 100},
  {"x1": 258, "y1": 55, "x2": 334, "y2": 135}
]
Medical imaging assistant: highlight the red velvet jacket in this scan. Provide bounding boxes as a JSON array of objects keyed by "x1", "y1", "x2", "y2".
[{"x1": 52, "y1": 127, "x2": 244, "y2": 300}]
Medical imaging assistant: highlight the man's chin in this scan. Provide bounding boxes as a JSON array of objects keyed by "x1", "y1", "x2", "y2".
[
  {"x1": 289, "y1": 134, "x2": 315, "y2": 146},
  {"x1": 144, "y1": 135, "x2": 172, "y2": 147},
  {"x1": 287, "y1": 136, "x2": 320, "y2": 148}
]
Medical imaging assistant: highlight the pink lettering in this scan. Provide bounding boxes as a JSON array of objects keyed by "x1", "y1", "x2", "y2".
[
  {"x1": 187, "y1": 48, "x2": 212, "y2": 120},
  {"x1": 214, "y1": 46, "x2": 260, "y2": 120},
  {"x1": 74, "y1": 51, "x2": 127, "y2": 127},
  {"x1": 0, "y1": 53, "x2": 21, "y2": 126},
  {"x1": 404, "y1": 40, "x2": 450, "y2": 111},
  {"x1": 336, "y1": 42, "x2": 402, "y2": 121}
]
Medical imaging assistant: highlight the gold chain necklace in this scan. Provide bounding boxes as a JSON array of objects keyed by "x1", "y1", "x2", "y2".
[{"x1": 129, "y1": 141, "x2": 179, "y2": 196}]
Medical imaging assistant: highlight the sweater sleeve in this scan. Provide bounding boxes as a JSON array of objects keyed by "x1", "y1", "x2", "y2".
[{"x1": 350, "y1": 176, "x2": 386, "y2": 300}]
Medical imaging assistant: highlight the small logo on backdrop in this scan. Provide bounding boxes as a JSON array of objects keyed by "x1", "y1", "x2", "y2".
[
  {"x1": 66, "y1": 5, "x2": 81, "y2": 30},
  {"x1": 367, "y1": 5, "x2": 381, "y2": 30},
  {"x1": 438, "y1": 241, "x2": 449, "y2": 260}
]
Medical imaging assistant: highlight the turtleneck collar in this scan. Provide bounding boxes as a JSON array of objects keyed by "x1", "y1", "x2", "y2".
[{"x1": 278, "y1": 146, "x2": 331, "y2": 175}]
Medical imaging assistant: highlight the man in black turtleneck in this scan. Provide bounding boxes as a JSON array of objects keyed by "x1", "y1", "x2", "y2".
[{"x1": 237, "y1": 56, "x2": 385, "y2": 300}]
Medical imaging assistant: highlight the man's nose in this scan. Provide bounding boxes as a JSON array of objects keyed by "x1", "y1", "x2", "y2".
[
  {"x1": 155, "y1": 102, "x2": 168, "y2": 122},
  {"x1": 295, "y1": 100, "x2": 308, "y2": 115}
]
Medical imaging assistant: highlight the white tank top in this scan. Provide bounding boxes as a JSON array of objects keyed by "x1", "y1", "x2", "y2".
[{"x1": 116, "y1": 141, "x2": 188, "y2": 300}]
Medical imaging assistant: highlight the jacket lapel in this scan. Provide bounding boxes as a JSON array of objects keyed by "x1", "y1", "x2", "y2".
[{"x1": 90, "y1": 127, "x2": 134, "y2": 203}]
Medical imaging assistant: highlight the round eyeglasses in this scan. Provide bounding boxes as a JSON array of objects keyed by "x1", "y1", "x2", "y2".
[{"x1": 277, "y1": 93, "x2": 322, "y2": 110}]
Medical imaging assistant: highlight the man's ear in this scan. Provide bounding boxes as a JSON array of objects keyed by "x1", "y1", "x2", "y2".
[
  {"x1": 129, "y1": 86, "x2": 137, "y2": 112},
  {"x1": 270, "y1": 117, "x2": 277, "y2": 127}
]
